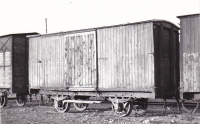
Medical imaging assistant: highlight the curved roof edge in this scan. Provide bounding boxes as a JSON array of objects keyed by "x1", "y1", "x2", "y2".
[
  {"x1": 28, "y1": 19, "x2": 179, "y2": 38},
  {"x1": 0, "y1": 32, "x2": 38, "y2": 38}
]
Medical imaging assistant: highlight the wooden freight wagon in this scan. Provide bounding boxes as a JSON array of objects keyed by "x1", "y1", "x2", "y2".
[
  {"x1": 0, "y1": 33, "x2": 37, "y2": 107},
  {"x1": 177, "y1": 14, "x2": 200, "y2": 113},
  {"x1": 28, "y1": 20, "x2": 179, "y2": 116}
]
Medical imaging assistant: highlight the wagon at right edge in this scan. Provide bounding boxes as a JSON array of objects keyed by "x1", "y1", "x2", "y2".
[{"x1": 177, "y1": 13, "x2": 200, "y2": 113}]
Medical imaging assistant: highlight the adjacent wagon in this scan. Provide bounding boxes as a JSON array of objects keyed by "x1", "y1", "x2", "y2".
[
  {"x1": 0, "y1": 33, "x2": 37, "y2": 107},
  {"x1": 28, "y1": 20, "x2": 179, "y2": 116},
  {"x1": 178, "y1": 13, "x2": 200, "y2": 113}
]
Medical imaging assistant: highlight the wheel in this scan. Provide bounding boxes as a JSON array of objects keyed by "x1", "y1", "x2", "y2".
[
  {"x1": 73, "y1": 96, "x2": 89, "y2": 111},
  {"x1": 54, "y1": 100, "x2": 71, "y2": 113},
  {"x1": 112, "y1": 101, "x2": 133, "y2": 117},
  {"x1": 16, "y1": 94, "x2": 27, "y2": 106},
  {"x1": 0, "y1": 95, "x2": 8, "y2": 107},
  {"x1": 73, "y1": 103, "x2": 89, "y2": 111}
]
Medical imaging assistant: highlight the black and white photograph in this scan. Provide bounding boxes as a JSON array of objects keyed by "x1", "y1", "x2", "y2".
[{"x1": 0, "y1": 0, "x2": 200, "y2": 123}]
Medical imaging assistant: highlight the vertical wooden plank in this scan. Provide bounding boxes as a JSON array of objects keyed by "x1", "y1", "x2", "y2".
[
  {"x1": 62, "y1": 35, "x2": 65, "y2": 87},
  {"x1": 85, "y1": 34, "x2": 89, "y2": 86},
  {"x1": 65, "y1": 36, "x2": 69, "y2": 86},
  {"x1": 48, "y1": 37, "x2": 51, "y2": 87},
  {"x1": 74, "y1": 35, "x2": 77, "y2": 86},
  {"x1": 183, "y1": 20, "x2": 189, "y2": 92},
  {"x1": 47, "y1": 37, "x2": 50, "y2": 87},
  {"x1": 97, "y1": 31, "x2": 101, "y2": 88},
  {"x1": 137, "y1": 24, "x2": 141, "y2": 89},
  {"x1": 128, "y1": 26, "x2": 132, "y2": 88},
  {"x1": 182, "y1": 19, "x2": 186, "y2": 91},
  {"x1": 116, "y1": 27, "x2": 119, "y2": 89},
  {"x1": 88, "y1": 34, "x2": 91, "y2": 86},
  {"x1": 105, "y1": 29, "x2": 109, "y2": 88},
  {"x1": 133, "y1": 25, "x2": 136, "y2": 89},
  {"x1": 148, "y1": 23, "x2": 153, "y2": 88},
  {"x1": 75, "y1": 35, "x2": 79, "y2": 86},
  {"x1": 143, "y1": 23, "x2": 146, "y2": 88},
  {"x1": 93, "y1": 32, "x2": 97, "y2": 87},
  {"x1": 120, "y1": 26, "x2": 123, "y2": 88},
  {"x1": 82, "y1": 34, "x2": 86, "y2": 86},
  {"x1": 91, "y1": 33, "x2": 95, "y2": 86},
  {"x1": 83, "y1": 34, "x2": 87, "y2": 86},
  {"x1": 141, "y1": 24, "x2": 144, "y2": 89},
  {"x1": 125, "y1": 26, "x2": 129, "y2": 88},
  {"x1": 68, "y1": 36, "x2": 72, "y2": 85},
  {"x1": 121, "y1": 26, "x2": 125, "y2": 88},
  {"x1": 88, "y1": 34, "x2": 92, "y2": 86},
  {"x1": 112, "y1": 28, "x2": 115, "y2": 88},
  {"x1": 55, "y1": 37, "x2": 58, "y2": 86},
  {"x1": 72, "y1": 36, "x2": 75, "y2": 86},
  {"x1": 108, "y1": 28, "x2": 112, "y2": 88},
  {"x1": 103, "y1": 29, "x2": 106, "y2": 88},
  {"x1": 109, "y1": 28, "x2": 113, "y2": 88},
  {"x1": 190, "y1": 18, "x2": 194, "y2": 92},
  {"x1": 59, "y1": 36, "x2": 61, "y2": 86},
  {"x1": 131, "y1": 25, "x2": 134, "y2": 89},
  {"x1": 148, "y1": 23, "x2": 151, "y2": 88},
  {"x1": 54, "y1": 37, "x2": 56, "y2": 87},
  {"x1": 56, "y1": 37, "x2": 59, "y2": 86},
  {"x1": 145, "y1": 23, "x2": 149, "y2": 88},
  {"x1": 113, "y1": 27, "x2": 116, "y2": 88},
  {"x1": 186, "y1": 18, "x2": 191, "y2": 92},
  {"x1": 194, "y1": 16, "x2": 200, "y2": 92},
  {"x1": 80, "y1": 35, "x2": 84, "y2": 86},
  {"x1": 101, "y1": 29, "x2": 104, "y2": 88}
]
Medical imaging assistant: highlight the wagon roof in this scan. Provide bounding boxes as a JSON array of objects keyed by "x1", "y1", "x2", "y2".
[
  {"x1": 27, "y1": 19, "x2": 179, "y2": 38},
  {"x1": 177, "y1": 13, "x2": 200, "y2": 18},
  {"x1": 0, "y1": 32, "x2": 38, "y2": 38}
]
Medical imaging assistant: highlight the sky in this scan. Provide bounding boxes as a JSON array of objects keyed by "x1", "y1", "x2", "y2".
[{"x1": 0, "y1": 0, "x2": 199, "y2": 36}]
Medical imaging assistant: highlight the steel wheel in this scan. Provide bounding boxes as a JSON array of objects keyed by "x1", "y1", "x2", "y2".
[
  {"x1": 16, "y1": 94, "x2": 27, "y2": 106},
  {"x1": 0, "y1": 95, "x2": 8, "y2": 107},
  {"x1": 55, "y1": 100, "x2": 71, "y2": 113},
  {"x1": 112, "y1": 101, "x2": 133, "y2": 117},
  {"x1": 73, "y1": 103, "x2": 89, "y2": 111}
]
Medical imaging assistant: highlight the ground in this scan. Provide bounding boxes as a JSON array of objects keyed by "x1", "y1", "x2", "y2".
[{"x1": 1, "y1": 98, "x2": 200, "y2": 124}]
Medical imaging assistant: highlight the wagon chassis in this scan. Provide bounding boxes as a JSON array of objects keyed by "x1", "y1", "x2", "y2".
[
  {"x1": 28, "y1": 88, "x2": 184, "y2": 116},
  {"x1": 31, "y1": 89, "x2": 152, "y2": 116},
  {"x1": 0, "y1": 88, "x2": 27, "y2": 107}
]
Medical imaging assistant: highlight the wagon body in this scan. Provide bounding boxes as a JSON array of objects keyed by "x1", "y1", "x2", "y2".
[
  {"x1": 0, "y1": 33, "x2": 37, "y2": 94},
  {"x1": 28, "y1": 20, "x2": 179, "y2": 99},
  {"x1": 178, "y1": 14, "x2": 200, "y2": 100}
]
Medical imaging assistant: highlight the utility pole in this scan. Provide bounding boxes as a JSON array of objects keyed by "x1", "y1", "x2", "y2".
[{"x1": 45, "y1": 18, "x2": 47, "y2": 33}]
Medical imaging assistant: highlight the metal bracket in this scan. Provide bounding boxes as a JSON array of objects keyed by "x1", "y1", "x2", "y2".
[{"x1": 181, "y1": 100, "x2": 199, "y2": 114}]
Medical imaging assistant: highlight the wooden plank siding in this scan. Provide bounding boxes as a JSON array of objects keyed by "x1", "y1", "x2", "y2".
[
  {"x1": 178, "y1": 14, "x2": 200, "y2": 93},
  {"x1": 0, "y1": 36, "x2": 12, "y2": 88},
  {"x1": 28, "y1": 31, "x2": 97, "y2": 90},
  {"x1": 97, "y1": 22, "x2": 155, "y2": 91},
  {"x1": 29, "y1": 20, "x2": 179, "y2": 99}
]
